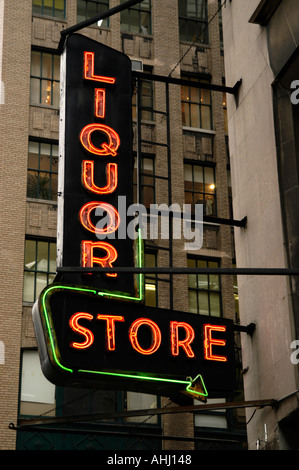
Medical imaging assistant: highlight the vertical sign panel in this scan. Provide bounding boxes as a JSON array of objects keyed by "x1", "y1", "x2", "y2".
[{"x1": 58, "y1": 34, "x2": 136, "y2": 296}]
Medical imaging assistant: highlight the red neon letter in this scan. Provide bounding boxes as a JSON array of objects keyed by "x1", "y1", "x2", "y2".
[
  {"x1": 170, "y1": 321, "x2": 195, "y2": 358},
  {"x1": 69, "y1": 312, "x2": 94, "y2": 350},
  {"x1": 203, "y1": 324, "x2": 227, "y2": 362},
  {"x1": 96, "y1": 314, "x2": 125, "y2": 351},
  {"x1": 129, "y1": 318, "x2": 161, "y2": 355},
  {"x1": 82, "y1": 161, "x2": 118, "y2": 195},
  {"x1": 80, "y1": 123, "x2": 120, "y2": 157},
  {"x1": 95, "y1": 88, "x2": 106, "y2": 118},
  {"x1": 81, "y1": 240, "x2": 118, "y2": 277},
  {"x1": 79, "y1": 201, "x2": 120, "y2": 235},
  {"x1": 84, "y1": 51, "x2": 116, "y2": 84}
]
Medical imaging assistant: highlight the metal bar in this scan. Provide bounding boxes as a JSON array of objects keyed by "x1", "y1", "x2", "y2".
[
  {"x1": 58, "y1": 0, "x2": 145, "y2": 51},
  {"x1": 56, "y1": 266, "x2": 299, "y2": 275},
  {"x1": 165, "y1": 81, "x2": 173, "y2": 310},
  {"x1": 133, "y1": 71, "x2": 241, "y2": 96},
  {"x1": 14, "y1": 398, "x2": 277, "y2": 429},
  {"x1": 9, "y1": 423, "x2": 244, "y2": 444}
]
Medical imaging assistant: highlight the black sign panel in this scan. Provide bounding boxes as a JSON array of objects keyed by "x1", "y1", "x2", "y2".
[
  {"x1": 57, "y1": 34, "x2": 136, "y2": 296},
  {"x1": 33, "y1": 284, "x2": 236, "y2": 401}
]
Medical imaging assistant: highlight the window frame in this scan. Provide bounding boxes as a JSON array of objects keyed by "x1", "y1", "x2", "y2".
[
  {"x1": 178, "y1": 0, "x2": 209, "y2": 44},
  {"x1": 120, "y1": 0, "x2": 151, "y2": 35},
  {"x1": 30, "y1": 49, "x2": 60, "y2": 108},
  {"x1": 27, "y1": 138, "x2": 59, "y2": 201},
  {"x1": 181, "y1": 74, "x2": 213, "y2": 130},
  {"x1": 32, "y1": 0, "x2": 66, "y2": 19},
  {"x1": 77, "y1": 0, "x2": 110, "y2": 27},
  {"x1": 187, "y1": 256, "x2": 222, "y2": 317},
  {"x1": 184, "y1": 160, "x2": 217, "y2": 217},
  {"x1": 23, "y1": 237, "x2": 56, "y2": 303}
]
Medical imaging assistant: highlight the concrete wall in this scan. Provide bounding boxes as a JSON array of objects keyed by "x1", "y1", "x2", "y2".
[{"x1": 222, "y1": 0, "x2": 298, "y2": 450}]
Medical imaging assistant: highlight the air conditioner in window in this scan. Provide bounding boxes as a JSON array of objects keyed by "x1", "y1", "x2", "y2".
[{"x1": 131, "y1": 59, "x2": 143, "y2": 72}]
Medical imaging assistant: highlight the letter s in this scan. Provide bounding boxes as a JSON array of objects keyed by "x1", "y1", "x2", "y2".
[
  {"x1": 290, "y1": 340, "x2": 299, "y2": 364},
  {"x1": 290, "y1": 80, "x2": 299, "y2": 105}
]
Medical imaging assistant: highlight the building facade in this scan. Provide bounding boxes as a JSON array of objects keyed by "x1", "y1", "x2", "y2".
[
  {"x1": 223, "y1": 0, "x2": 299, "y2": 450},
  {"x1": 0, "y1": 0, "x2": 246, "y2": 450}
]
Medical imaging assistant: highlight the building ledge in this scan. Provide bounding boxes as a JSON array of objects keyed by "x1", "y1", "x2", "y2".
[{"x1": 249, "y1": 0, "x2": 282, "y2": 26}]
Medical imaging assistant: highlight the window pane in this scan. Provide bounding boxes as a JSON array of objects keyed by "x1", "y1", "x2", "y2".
[
  {"x1": 198, "y1": 291, "x2": 209, "y2": 315},
  {"x1": 28, "y1": 142, "x2": 39, "y2": 168},
  {"x1": 210, "y1": 292, "x2": 220, "y2": 317},
  {"x1": 188, "y1": 290, "x2": 198, "y2": 313},
  {"x1": 30, "y1": 78, "x2": 40, "y2": 104},
  {"x1": 31, "y1": 51, "x2": 41, "y2": 76},
  {"x1": 201, "y1": 105, "x2": 212, "y2": 129},
  {"x1": 140, "y1": 11, "x2": 150, "y2": 34},
  {"x1": 33, "y1": 0, "x2": 43, "y2": 15},
  {"x1": 190, "y1": 103, "x2": 200, "y2": 128},
  {"x1": 130, "y1": 9, "x2": 140, "y2": 33},
  {"x1": 181, "y1": 101, "x2": 189, "y2": 126},
  {"x1": 126, "y1": 392, "x2": 157, "y2": 423}
]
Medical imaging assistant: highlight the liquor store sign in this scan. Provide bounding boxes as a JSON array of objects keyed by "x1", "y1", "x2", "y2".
[
  {"x1": 33, "y1": 34, "x2": 236, "y2": 400},
  {"x1": 33, "y1": 284, "x2": 236, "y2": 400}
]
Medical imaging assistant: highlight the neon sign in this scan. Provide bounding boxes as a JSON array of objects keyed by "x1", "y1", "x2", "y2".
[
  {"x1": 33, "y1": 282, "x2": 236, "y2": 401},
  {"x1": 33, "y1": 35, "x2": 237, "y2": 402},
  {"x1": 57, "y1": 34, "x2": 136, "y2": 296}
]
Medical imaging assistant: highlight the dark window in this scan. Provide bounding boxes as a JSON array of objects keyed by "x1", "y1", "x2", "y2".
[
  {"x1": 178, "y1": 0, "x2": 209, "y2": 44},
  {"x1": 77, "y1": 0, "x2": 109, "y2": 27},
  {"x1": 134, "y1": 155, "x2": 156, "y2": 208},
  {"x1": 27, "y1": 139, "x2": 58, "y2": 201},
  {"x1": 120, "y1": 0, "x2": 151, "y2": 34}
]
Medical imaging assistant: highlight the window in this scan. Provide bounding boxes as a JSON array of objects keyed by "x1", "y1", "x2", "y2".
[
  {"x1": 145, "y1": 251, "x2": 158, "y2": 307},
  {"x1": 133, "y1": 155, "x2": 155, "y2": 208},
  {"x1": 132, "y1": 71, "x2": 154, "y2": 121},
  {"x1": 181, "y1": 75, "x2": 212, "y2": 130},
  {"x1": 120, "y1": 0, "x2": 151, "y2": 35},
  {"x1": 27, "y1": 140, "x2": 58, "y2": 201},
  {"x1": 20, "y1": 350, "x2": 56, "y2": 416},
  {"x1": 30, "y1": 50, "x2": 60, "y2": 107},
  {"x1": 77, "y1": 0, "x2": 109, "y2": 27},
  {"x1": 178, "y1": 0, "x2": 209, "y2": 44},
  {"x1": 187, "y1": 257, "x2": 221, "y2": 316},
  {"x1": 23, "y1": 239, "x2": 56, "y2": 303},
  {"x1": 184, "y1": 162, "x2": 216, "y2": 216},
  {"x1": 32, "y1": 0, "x2": 65, "y2": 18}
]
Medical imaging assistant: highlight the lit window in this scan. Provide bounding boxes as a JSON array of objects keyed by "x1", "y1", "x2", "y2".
[
  {"x1": 178, "y1": 0, "x2": 209, "y2": 44},
  {"x1": 187, "y1": 257, "x2": 221, "y2": 316},
  {"x1": 27, "y1": 140, "x2": 58, "y2": 201},
  {"x1": 77, "y1": 0, "x2": 109, "y2": 27},
  {"x1": 184, "y1": 162, "x2": 216, "y2": 216},
  {"x1": 23, "y1": 239, "x2": 56, "y2": 303},
  {"x1": 30, "y1": 50, "x2": 60, "y2": 107},
  {"x1": 181, "y1": 74, "x2": 212, "y2": 130},
  {"x1": 120, "y1": 0, "x2": 151, "y2": 35},
  {"x1": 32, "y1": 0, "x2": 66, "y2": 18}
]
